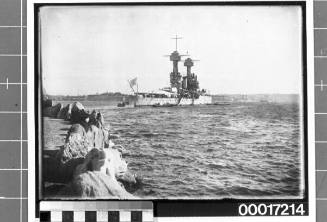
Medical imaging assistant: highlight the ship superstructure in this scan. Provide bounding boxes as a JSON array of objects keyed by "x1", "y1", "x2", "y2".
[{"x1": 132, "y1": 36, "x2": 212, "y2": 107}]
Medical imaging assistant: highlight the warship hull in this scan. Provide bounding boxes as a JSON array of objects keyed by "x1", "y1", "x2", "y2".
[{"x1": 134, "y1": 95, "x2": 212, "y2": 107}]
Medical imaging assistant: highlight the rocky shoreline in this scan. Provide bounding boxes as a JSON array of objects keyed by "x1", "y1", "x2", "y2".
[{"x1": 42, "y1": 100, "x2": 141, "y2": 199}]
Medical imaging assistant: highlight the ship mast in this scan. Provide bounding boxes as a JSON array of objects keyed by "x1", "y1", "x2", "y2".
[
  {"x1": 166, "y1": 35, "x2": 188, "y2": 92},
  {"x1": 172, "y1": 35, "x2": 182, "y2": 51}
]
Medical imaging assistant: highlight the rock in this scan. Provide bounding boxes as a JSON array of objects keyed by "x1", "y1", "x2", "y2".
[
  {"x1": 57, "y1": 171, "x2": 135, "y2": 199},
  {"x1": 103, "y1": 148, "x2": 128, "y2": 177},
  {"x1": 43, "y1": 101, "x2": 141, "y2": 198},
  {"x1": 89, "y1": 110, "x2": 106, "y2": 128},
  {"x1": 97, "y1": 112, "x2": 105, "y2": 127},
  {"x1": 116, "y1": 171, "x2": 143, "y2": 193},
  {"x1": 57, "y1": 123, "x2": 111, "y2": 167},
  {"x1": 85, "y1": 125, "x2": 111, "y2": 148},
  {"x1": 102, "y1": 148, "x2": 142, "y2": 193},
  {"x1": 72, "y1": 101, "x2": 85, "y2": 111},
  {"x1": 73, "y1": 148, "x2": 109, "y2": 179},
  {"x1": 102, "y1": 127, "x2": 111, "y2": 148},
  {"x1": 72, "y1": 147, "x2": 139, "y2": 194},
  {"x1": 108, "y1": 140, "x2": 115, "y2": 148},
  {"x1": 56, "y1": 140, "x2": 90, "y2": 165},
  {"x1": 42, "y1": 99, "x2": 53, "y2": 109},
  {"x1": 74, "y1": 148, "x2": 129, "y2": 180},
  {"x1": 65, "y1": 124, "x2": 87, "y2": 143},
  {"x1": 56, "y1": 124, "x2": 91, "y2": 164},
  {"x1": 57, "y1": 104, "x2": 70, "y2": 119},
  {"x1": 58, "y1": 147, "x2": 133, "y2": 198},
  {"x1": 86, "y1": 125, "x2": 103, "y2": 148},
  {"x1": 65, "y1": 103, "x2": 73, "y2": 120},
  {"x1": 89, "y1": 110, "x2": 98, "y2": 126},
  {"x1": 43, "y1": 103, "x2": 63, "y2": 118},
  {"x1": 70, "y1": 102, "x2": 89, "y2": 124}
]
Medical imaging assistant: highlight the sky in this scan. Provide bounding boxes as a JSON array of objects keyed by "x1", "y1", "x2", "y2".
[{"x1": 40, "y1": 5, "x2": 303, "y2": 95}]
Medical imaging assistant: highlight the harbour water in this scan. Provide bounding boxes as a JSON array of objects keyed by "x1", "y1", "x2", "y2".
[{"x1": 44, "y1": 101, "x2": 303, "y2": 199}]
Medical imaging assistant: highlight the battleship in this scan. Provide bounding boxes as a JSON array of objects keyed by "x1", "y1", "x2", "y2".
[{"x1": 129, "y1": 36, "x2": 213, "y2": 107}]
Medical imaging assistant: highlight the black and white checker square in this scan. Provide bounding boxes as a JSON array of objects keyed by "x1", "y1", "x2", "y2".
[
  {"x1": 40, "y1": 210, "x2": 152, "y2": 222},
  {"x1": 39, "y1": 201, "x2": 153, "y2": 222}
]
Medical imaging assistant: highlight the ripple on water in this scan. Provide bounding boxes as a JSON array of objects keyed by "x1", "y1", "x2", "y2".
[{"x1": 95, "y1": 103, "x2": 303, "y2": 198}]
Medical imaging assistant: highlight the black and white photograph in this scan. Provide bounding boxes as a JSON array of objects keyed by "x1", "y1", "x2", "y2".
[{"x1": 38, "y1": 4, "x2": 305, "y2": 200}]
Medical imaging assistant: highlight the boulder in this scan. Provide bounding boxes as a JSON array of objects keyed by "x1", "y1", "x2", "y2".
[
  {"x1": 57, "y1": 123, "x2": 111, "y2": 167},
  {"x1": 42, "y1": 99, "x2": 53, "y2": 109},
  {"x1": 85, "y1": 125, "x2": 111, "y2": 148},
  {"x1": 102, "y1": 127, "x2": 111, "y2": 148},
  {"x1": 72, "y1": 147, "x2": 139, "y2": 193},
  {"x1": 57, "y1": 171, "x2": 135, "y2": 199},
  {"x1": 102, "y1": 148, "x2": 142, "y2": 193},
  {"x1": 70, "y1": 102, "x2": 89, "y2": 124},
  {"x1": 56, "y1": 124, "x2": 91, "y2": 164},
  {"x1": 73, "y1": 148, "x2": 129, "y2": 180},
  {"x1": 116, "y1": 171, "x2": 143, "y2": 193},
  {"x1": 43, "y1": 103, "x2": 63, "y2": 118},
  {"x1": 89, "y1": 110, "x2": 105, "y2": 128},
  {"x1": 65, "y1": 124, "x2": 87, "y2": 143},
  {"x1": 65, "y1": 103, "x2": 73, "y2": 120},
  {"x1": 57, "y1": 104, "x2": 70, "y2": 119},
  {"x1": 56, "y1": 140, "x2": 90, "y2": 165},
  {"x1": 97, "y1": 112, "x2": 105, "y2": 127},
  {"x1": 73, "y1": 148, "x2": 110, "y2": 179},
  {"x1": 60, "y1": 147, "x2": 133, "y2": 198},
  {"x1": 103, "y1": 148, "x2": 128, "y2": 177},
  {"x1": 89, "y1": 110, "x2": 98, "y2": 126}
]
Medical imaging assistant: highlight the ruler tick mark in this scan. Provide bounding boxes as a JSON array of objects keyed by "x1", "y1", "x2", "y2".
[
  {"x1": 315, "y1": 80, "x2": 327, "y2": 91},
  {"x1": 321, "y1": 48, "x2": 327, "y2": 56}
]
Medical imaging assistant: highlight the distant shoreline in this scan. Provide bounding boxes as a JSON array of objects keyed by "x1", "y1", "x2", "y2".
[{"x1": 45, "y1": 93, "x2": 300, "y2": 104}]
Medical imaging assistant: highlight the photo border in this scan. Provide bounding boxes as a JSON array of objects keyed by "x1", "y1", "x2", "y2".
[{"x1": 27, "y1": 0, "x2": 315, "y2": 221}]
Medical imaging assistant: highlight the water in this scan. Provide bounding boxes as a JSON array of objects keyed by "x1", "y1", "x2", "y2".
[{"x1": 79, "y1": 102, "x2": 303, "y2": 199}]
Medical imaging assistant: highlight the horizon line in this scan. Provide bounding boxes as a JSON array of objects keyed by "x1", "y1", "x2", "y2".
[{"x1": 45, "y1": 92, "x2": 301, "y2": 97}]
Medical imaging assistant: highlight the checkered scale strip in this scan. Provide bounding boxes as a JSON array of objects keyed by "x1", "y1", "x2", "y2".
[
  {"x1": 39, "y1": 201, "x2": 153, "y2": 222},
  {"x1": 39, "y1": 210, "x2": 153, "y2": 222}
]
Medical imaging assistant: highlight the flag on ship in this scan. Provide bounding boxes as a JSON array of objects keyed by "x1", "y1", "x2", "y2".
[
  {"x1": 128, "y1": 77, "x2": 138, "y2": 93},
  {"x1": 129, "y1": 77, "x2": 137, "y2": 87}
]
